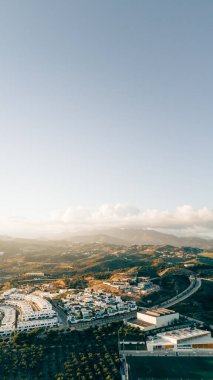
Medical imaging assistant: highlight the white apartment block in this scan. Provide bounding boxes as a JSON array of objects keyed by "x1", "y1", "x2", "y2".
[
  {"x1": 0, "y1": 289, "x2": 59, "y2": 335},
  {"x1": 17, "y1": 317, "x2": 59, "y2": 332},
  {"x1": 0, "y1": 306, "x2": 16, "y2": 336}
]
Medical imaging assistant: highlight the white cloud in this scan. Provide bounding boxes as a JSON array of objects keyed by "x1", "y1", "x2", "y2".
[{"x1": 1, "y1": 204, "x2": 213, "y2": 238}]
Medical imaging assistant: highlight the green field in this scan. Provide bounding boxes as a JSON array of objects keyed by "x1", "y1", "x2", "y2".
[{"x1": 127, "y1": 356, "x2": 213, "y2": 379}]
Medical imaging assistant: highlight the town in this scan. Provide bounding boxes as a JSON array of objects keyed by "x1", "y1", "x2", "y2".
[
  {"x1": 0, "y1": 239, "x2": 213, "y2": 379},
  {"x1": 63, "y1": 288, "x2": 137, "y2": 324},
  {"x1": 1, "y1": 278, "x2": 213, "y2": 380},
  {"x1": 0, "y1": 285, "x2": 138, "y2": 336}
]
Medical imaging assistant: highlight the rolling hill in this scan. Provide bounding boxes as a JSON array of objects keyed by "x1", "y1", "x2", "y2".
[{"x1": 68, "y1": 228, "x2": 213, "y2": 249}]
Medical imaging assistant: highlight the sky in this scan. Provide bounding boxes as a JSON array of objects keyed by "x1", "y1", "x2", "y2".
[{"x1": 0, "y1": 1, "x2": 213, "y2": 237}]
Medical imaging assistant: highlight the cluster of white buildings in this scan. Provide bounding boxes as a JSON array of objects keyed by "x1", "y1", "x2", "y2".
[
  {"x1": 62, "y1": 288, "x2": 137, "y2": 324},
  {"x1": 103, "y1": 279, "x2": 160, "y2": 295},
  {"x1": 0, "y1": 288, "x2": 59, "y2": 336}
]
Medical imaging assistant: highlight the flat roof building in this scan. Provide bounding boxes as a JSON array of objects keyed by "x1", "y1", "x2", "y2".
[
  {"x1": 0, "y1": 305, "x2": 16, "y2": 336},
  {"x1": 137, "y1": 309, "x2": 179, "y2": 328},
  {"x1": 147, "y1": 327, "x2": 213, "y2": 352},
  {"x1": 127, "y1": 308, "x2": 179, "y2": 331}
]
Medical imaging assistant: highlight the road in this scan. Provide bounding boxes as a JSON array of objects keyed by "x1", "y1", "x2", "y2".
[
  {"x1": 50, "y1": 299, "x2": 69, "y2": 329},
  {"x1": 69, "y1": 311, "x2": 137, "y2": 331},
  {"x1": 139, "y1": 277, "x2": 202, "y2": 312},
  {"x1": 120, "y1": 349, "x2": 213, "y2": 357},
  {"x1": 158, "y1": 277, "x2": 202, "y2": 309}
]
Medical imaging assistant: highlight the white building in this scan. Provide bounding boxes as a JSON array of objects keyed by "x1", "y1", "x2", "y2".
[
  {"x1": 24, "y1": 272, "x2": 45, "y2": 277},
  {"x1": 17, "y1": 317, "x2": 59, "y2": 332},
  {"x1": 6, "y1": 294, "x2": 57, "y2": 322},
  {"x1": 147, "y1": 327, "x2": 213, "y2": 352},
  {"x1": 25, "y1": 294, "x2": 53, "y2": 311},
  {"x1": 0, "y1": 306, "x2": 16, "y2": 336},
  {"x1": 0, "y1": 289, "x2": 59, "y2": 334},
  {"x1": 137, "y1": 309, "x2": 179, "y2": 328},
  {"x1": 127, "y1": 308, "x2": 179, "y2": 331}
]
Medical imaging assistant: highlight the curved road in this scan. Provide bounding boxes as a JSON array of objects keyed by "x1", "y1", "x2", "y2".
[{"x1": 151, "y1": 277, "x2": 202, "y2": 310}]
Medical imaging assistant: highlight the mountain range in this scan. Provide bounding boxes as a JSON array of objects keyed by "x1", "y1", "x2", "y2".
[{"x1": 67, "y1": 228, "x2": 213, "y2": 249}]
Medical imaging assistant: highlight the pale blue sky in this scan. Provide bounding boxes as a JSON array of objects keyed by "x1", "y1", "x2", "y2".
[{"x1": 0, "y1": 1, "x2": 213, "y2": 231}]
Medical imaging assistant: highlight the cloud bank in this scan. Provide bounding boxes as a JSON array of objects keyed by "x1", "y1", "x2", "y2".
[{"x1": 1, "y1": 204, "x2": 213, "y2": 238}]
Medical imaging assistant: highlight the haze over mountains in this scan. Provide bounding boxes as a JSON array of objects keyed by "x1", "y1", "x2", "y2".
[
  {"x1": 1, "y1": 228, "x2": 213, "y2": 249},
  {"x1": 67, "y1": 228, "x2": 213, "y2": 249}
]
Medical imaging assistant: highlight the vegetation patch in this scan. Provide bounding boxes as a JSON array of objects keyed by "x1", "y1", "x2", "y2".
[
  {"x1": 0, "y1": 323, "x2": 121, "y2": 380},
  {"x1": 127, "y1": 356, "x2": 213, "y2": 379}
]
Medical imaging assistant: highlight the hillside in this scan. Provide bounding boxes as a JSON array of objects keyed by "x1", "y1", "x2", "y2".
[{"x1": 68, "y1": 228, "x2": 213, "y2": 249}]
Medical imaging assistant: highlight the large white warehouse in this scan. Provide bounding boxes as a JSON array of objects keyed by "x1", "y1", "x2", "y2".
[
  {"x1": 137, "y1": 308, "x2": 179, "y2": 328},
  {"x1": 127, "y1": 308, "x2": 179, "y2": 331}
]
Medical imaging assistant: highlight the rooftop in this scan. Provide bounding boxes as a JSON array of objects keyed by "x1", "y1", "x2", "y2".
[
  {"x1": 142, "y1": 308, "x2": 176, "y2": 317},
  {"x1": 159, "y1": 328, "x2": 210, "y2": 342}
]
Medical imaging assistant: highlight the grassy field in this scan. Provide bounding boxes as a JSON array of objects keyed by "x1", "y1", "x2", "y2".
[{"x1": 127, "y1": 356, "x2": 213, "y2": 379}]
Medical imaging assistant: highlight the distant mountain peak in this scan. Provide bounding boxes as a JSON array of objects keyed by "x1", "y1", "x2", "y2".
[{"x1": 67, "y1": 227, "x2": 213, "y2": 249}]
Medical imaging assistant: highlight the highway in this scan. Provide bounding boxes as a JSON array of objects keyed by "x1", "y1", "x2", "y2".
[
  {"x1": 138, "y1": 277, "x2": 202, "y2": 312},
  {"x1": 156, "y1": 277, "x2": 202, "y2": 309}
]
